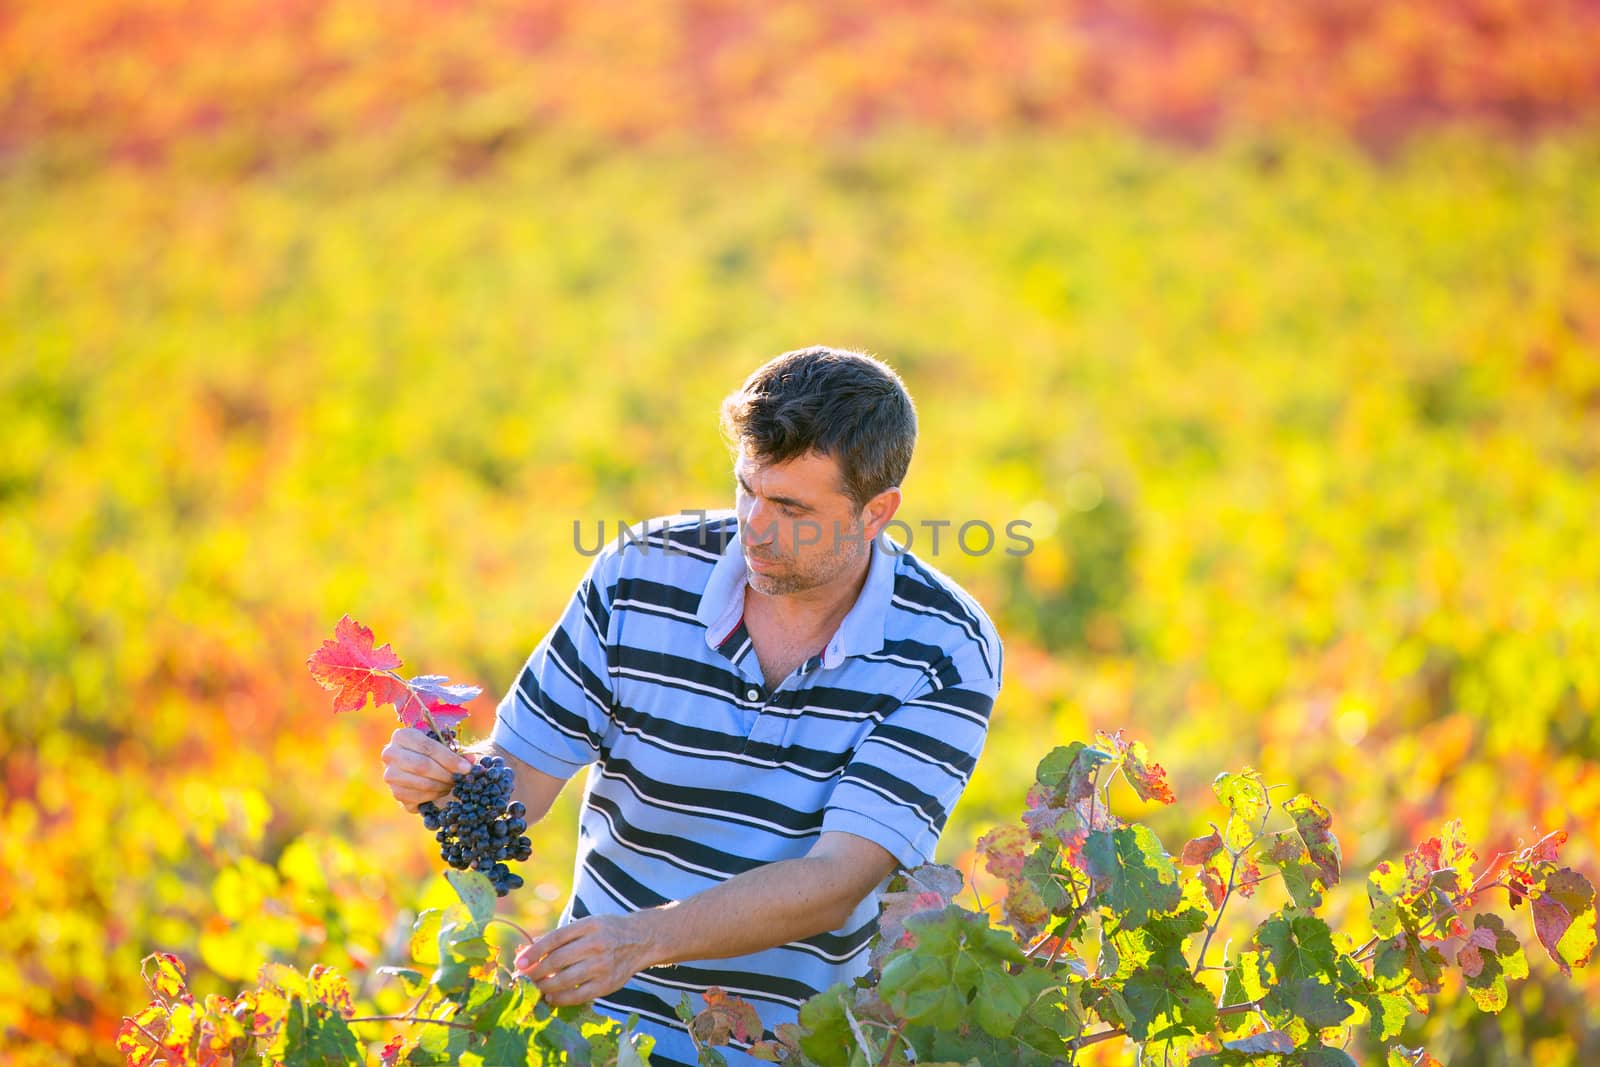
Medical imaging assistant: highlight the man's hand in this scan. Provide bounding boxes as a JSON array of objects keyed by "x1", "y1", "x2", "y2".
[
  {"x1": 510, "y1": 832, "x2": 899, "y2": 1007},
  {"x1": 380, "y1": 727, "x2": 472, "y2": 812},
  {"x1": 514, "y1": 914, "x2": 660, "y2": 1007}
]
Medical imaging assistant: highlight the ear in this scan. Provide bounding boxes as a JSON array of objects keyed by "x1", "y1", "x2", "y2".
[{"x1": 860, "y1": 486, "x2": 902, "y2": 543}]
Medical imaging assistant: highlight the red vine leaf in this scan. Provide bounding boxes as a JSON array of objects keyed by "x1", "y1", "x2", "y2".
[
  {"x1": 1003, "y1": 879, "x2": 1050, "y2": 933},
  {"x1": 1285, "y1": 794, "x2": 1341, "y2": 890},
  {"x1": 1095, "y1": 729, "x2": 1177, "y2": 805},
  {"x1": 874, "y1": 864, "x2": 963, "y2": 966},
  {"x1": 379, "y1": 1035, "x2": 413, "y2": 1066},
  {"x1": 693, "y1": 987, "x2": 764, "y2": 1046},
  {"x1": 144, "y1": 952, "x2": 192, "y2": 1004},
  {"x1": 977, "y1": 824, "x2": 1030, "y2": 881},
  {"x1": 116, "y1": 1005, "x2": 168, "y2": 1067},
  {"x1": 1235, "y1": 853, "x2": 1264, "y2": 898},
  {"x1": 306, "y1": 615, "x2": 410, "y2": 715},
  {"x1": 307, "y1": 964, "x2": 356, "y2": 1018},
  {"x1": 1528, "y1": 830, "x2": 1568, "y2": 863},
  {"x1": 1124, "y1": 743, "x2": 1176, "y2": 805},
  {"x1": 306, "y1": 616, "x2": 479, "y2": 728},
  {"x1": 1531, "y1": 868, "x2": 1597, "y2": 977},
  {"x1": 419, "y1": 697, "x2": 471, "y2": 732},
  {"x1": 1180, "y1": 831, "x2": 1223, "y2": 867},
  {"x1": 1455, "y1": 923, "x2": 1499, "y2": 978},
  {"x1": 1022, "y1": 784, "x2": 1079, "y2": 843}
]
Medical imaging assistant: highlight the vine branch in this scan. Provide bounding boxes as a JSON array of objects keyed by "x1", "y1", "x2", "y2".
[{"x1": 347, "y1": 1015, "x2": 478, "y2": 1030}]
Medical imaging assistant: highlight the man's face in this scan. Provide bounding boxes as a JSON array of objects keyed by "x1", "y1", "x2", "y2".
[{"x1": 733, "y1": 447, "x2": 870, "y2": 597}]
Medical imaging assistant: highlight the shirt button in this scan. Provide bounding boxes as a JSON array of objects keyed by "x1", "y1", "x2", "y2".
[{"x1": 746, "y1": 687, "x2": 762, "y2": 702}]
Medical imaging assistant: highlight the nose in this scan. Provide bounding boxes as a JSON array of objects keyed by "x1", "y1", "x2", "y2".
[{"x1": 741, "y1": 498, "x2": 778, "y2": 547}]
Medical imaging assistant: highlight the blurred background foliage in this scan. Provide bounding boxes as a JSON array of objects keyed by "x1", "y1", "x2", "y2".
[{"x1": 3, "y1": 1, "x2": 1599, "y2": 1063}]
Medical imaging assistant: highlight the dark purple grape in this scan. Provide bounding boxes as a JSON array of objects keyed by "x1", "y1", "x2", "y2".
[{"x1": 413, "y1": 734, "x2": 529, "y2": 896}]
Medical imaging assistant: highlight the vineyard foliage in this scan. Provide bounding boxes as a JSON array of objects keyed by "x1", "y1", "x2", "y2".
[
  {"x1": 5, "y1": 130, "x2": 1599, "y2": 1063},
  {"x1": 5, "y1": 8, "x2": 1600, "y2": 1061},
  {"x1": 118, "y1": 734, "x2": 1595, "y2": 1064},
  {"x1": 5, "y1": 0, "x2": 1600, "y2": 170}
]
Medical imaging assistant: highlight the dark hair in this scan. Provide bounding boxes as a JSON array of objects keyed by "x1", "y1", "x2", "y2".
[{"x1": 720, "y1": 346, "x2": 917, "y2": 511}]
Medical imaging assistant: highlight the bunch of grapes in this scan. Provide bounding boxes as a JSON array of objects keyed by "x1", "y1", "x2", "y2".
[{"x1": 418, "y1": 727, "x2": 532, "y2": 896}]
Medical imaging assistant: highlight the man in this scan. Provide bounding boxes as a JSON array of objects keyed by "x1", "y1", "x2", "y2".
[{"x1": 381, "y1": 346, "x2": 1002, "y2": 1065}]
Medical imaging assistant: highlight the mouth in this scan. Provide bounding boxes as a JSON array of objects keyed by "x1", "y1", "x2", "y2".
[{"x1": 745, "y1": 552, "x2": 781, "y2": 572}]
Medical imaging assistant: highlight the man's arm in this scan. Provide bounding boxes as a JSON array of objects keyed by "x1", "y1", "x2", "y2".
[{"x1": 516, "y1": 831, "x2": 900, "y2": 1007}]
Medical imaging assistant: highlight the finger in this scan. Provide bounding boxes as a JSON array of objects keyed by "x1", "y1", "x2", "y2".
[
  {"x1": 387, "y1": 727, "x2": 472, "y2": 776},
  {"x1": 521, "y1": 944, "x2": 581, "y2": 985},
  {"x1": 525, "y1": 921, "x2": 591, "y2": 964},
  {"x1": 381, "y1": 761, "x2": 454, "y2": 794},
  {"x1": 535, "y1": 960, "x2": 599, "y2": 1005},
  {"x1": 526, "y1": 939, "x2": 601, "y2": 984},
  {"x1": 544, "y1": 978, "x2": 596, "y2": 1007},
  {"x1": 382, "y1": 740, "x2": 469, "y2": 786},
  {"x1": 382, "y1": 767, "x2": 454, "y2": 810},
  {"x1": 428, "y1": 740, "x2": 474, "y2": 777}
]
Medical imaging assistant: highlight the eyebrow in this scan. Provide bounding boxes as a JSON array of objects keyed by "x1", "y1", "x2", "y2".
[{"x1": 734, "y1": 468, "x2": 813, "y2": 511}]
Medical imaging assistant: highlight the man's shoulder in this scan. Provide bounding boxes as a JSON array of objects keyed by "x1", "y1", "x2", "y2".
[
  {"x1": 589, "y1": 509, "x2": 736, "y2": 583},
  {"x1": 884, "y1": 547, "x2": 1004, "y2": 684}
]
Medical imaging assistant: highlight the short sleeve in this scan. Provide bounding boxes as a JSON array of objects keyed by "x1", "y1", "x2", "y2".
[
  {"x1": 490, "y1": 549, "x2": 620, "y2": 779},
  {"x1": 821, "y1": 632, "x2": 1002, "y2": 869}
]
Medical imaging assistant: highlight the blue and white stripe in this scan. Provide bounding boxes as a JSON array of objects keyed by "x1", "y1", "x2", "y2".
[{"x1": 491, "y1": 511, "x2": 1002, "y2": 1067}]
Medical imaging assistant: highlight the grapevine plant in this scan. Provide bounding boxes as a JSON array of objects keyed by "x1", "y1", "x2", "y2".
[
  {"x1": 119, "y1": 621, "x2": 1596, "y2": 1065},
  {"x1": 303, "y1": 616, "x2": 532, "y2": 896}
]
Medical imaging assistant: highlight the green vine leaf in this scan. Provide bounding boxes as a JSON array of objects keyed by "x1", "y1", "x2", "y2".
[
  {"x1": 1256, "y1": 914, "x2": 1338, "y2": 986},
  {"x1": 1036, "y1": 741, "x2": 1113, "y2": 805},
  {"x1": 458, "y1": 981, "x2": 517, "y2": 1032},
  {"x1": 282, "y1": 996, "x2": 360, "y2": 1067},
  {"x1": 1257, "y1": 831, "x2": 1328, "y2": 910},
  {"x1": 1122, "y1": 963, "x2": 1216, "y2": 1041},
  {"x1": 460, "y1": 1024, "x2": 533, "y2": 1067},
  {"x1": 410, "y1": 909, "x2": 445, "y2": 967},
  {"x1": 1374, "y1": 931, "x2": 1447, "y2": 995},
  {"x1": 445, "y1": 869, "x2": 498, "y2": 929},
  {"x1": 1458, "y1": 912, "x2": 1529, "y2": 1012},
  {"x1": 1083, "y1": 825, "x2": 1182, "y2": 927},
  {"x1": 375, "y1": 966, "x2": 427, "y2": 997},
  {"x1": 121, "y1": 733, "x2": 1596, "y2": 1067},
  {"x1": 1283, "y1": 795, "x2": 1340, "y2": 889},
  {"x1": 1213, "y1": 771, "x2": 1268, "y2": 851},
  {"x1": 1298, "y1": 1045, "x2": 1360, "y2": 1066},
  {"x1": 1225, "y1": 1030, "x2": 1294, "y2": 1054},
  {"x1": 1336, "y1": 953, "x2": 1413, "y2": 1041}
]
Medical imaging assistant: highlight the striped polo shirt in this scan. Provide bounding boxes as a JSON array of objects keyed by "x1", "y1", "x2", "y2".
[{"x1": 490, "y1": 510, "x2": 1002, "y2": 1067}]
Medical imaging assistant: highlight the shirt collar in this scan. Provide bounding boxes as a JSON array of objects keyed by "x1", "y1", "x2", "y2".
[{"x1": 696, "y1": 524, "x2": 898, "y2": 667}]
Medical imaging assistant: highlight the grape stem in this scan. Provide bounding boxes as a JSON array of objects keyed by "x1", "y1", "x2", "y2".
[
  {"x1": 842, "y1": 1001, "x2": 877, "y2": 1062},
  {"x1": 1022, "y1": 929, "x2": 1058, "y2": 959},
  {"x1": 124, "y1": 1018, "x2": 167, "y2": 1050},
  {"x1": 348, "y1": 1014, "x2": 479, "y2": 1030},
  {"x1": 874, "y1": 1018, "x2": 909, "y2": 1067},
  {"x1": 487, "y1": 916, "x2": 537, "y2": 944},
  {"x1": 379, "y1": 668, "x2": 444, "y2": 737},
  {"x1": 1193, "y1": 781, "x2": 1275, "y2": 978},
  {"x1": 1067, "y1": 999, "x2": 1264, "y2": 1051}
]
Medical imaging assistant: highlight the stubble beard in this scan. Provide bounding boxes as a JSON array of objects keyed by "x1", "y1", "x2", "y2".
[{"x1": 744, "y1": 529, "x2": 869, "y2": 598}]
